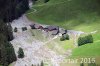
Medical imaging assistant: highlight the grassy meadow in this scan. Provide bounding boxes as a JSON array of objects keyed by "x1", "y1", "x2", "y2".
[{"x1": 26, "y1": 0, "x2": 100, "y2": 65}]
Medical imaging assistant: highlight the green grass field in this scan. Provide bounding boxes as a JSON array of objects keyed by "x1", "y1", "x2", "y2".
[
  {"x1": 26, "y1": 0, "x2": 100, "y2": 31},
  {"x1": 26, "y1": 0, "x2": 100, "y2": 65}
]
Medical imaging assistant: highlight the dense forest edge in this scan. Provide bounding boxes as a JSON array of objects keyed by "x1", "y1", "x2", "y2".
[{"x1": 0, "y1": 0, "x2": 29, "y2": 66}]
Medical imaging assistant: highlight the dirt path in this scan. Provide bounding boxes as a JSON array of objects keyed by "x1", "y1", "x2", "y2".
[
  {"x1": 67, "y1": 30, "x2": 84, "y2": 46},
  {"x1": 26, "y1": 1, "x2": 68, "y2": 15}
]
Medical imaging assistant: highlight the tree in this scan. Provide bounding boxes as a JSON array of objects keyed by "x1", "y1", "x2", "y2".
[
  {"x1": 44, "y1": 0, "x2": 50, "y2": 3},
  {"x1": 2, "y1": 0, "x2": 29, "y2": 22},
  {"x1": 32, "y1": 0, "x2": 38, "y2": 4},
  {"x1": 60, "y1": 34, "x2": 69, "y2": 41},
  {"x1": 6, "y1": 42, "x2": 17, "y2": 64},
  {"x1": 60, "y1": 36, "x2": 65, "y2": 41},
  {"x1": 22, "y1": 27, "x2": 27, "y2": 31},
  {"x1": 31, "y1": 64, "x2": 34, "y2": 66},
  {"x1": 0, "y1": 42, "x2": 8, "y2": 66},
  {"x1": 86, "y1": 34, "x2": 93, "y2": 43},
  {"x1": 88, "y1": 63, "x2": 97, "y2": 66},
  {"x1": 78, "y1": 34, "x2": 93, "y2": 46},
  {"x1": 6, "y1": 23, "x2": 14, "y2": 41},
  {"x1": 0, "y1": 33, "x2": 17, "y2": 66},
  {"x1": 78, "y1": 37, "x2": 84, "y2": 46},
  {"x1": 0, "y1": 20, "x2": 16, "y2": 65},
  {"x1": 18, "y1": 48, "x2": 24, "y2": 58},
  {"x1": 80, "y1": 63, "x2": 84, "y2": 66},
  {"x1": 0, "y1": 0, "x2": 29, "y2": 65},
  {"x1": 41, "y1": 61, "x2": 44, "y2": 66},
  {"x1": 64, "y1": 34, "x2": 69, "y2": 40},
  {"x1": 14, "y1": 27, "x2": 18, "y2": 32}
]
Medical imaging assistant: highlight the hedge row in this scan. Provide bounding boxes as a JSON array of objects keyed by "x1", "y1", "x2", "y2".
[{"x1": 78, "y1": 34, "x2": 93, "y2": 46}]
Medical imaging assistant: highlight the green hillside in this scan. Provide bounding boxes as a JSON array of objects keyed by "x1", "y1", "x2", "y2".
[
  {"x1": 26, "y1": 0, "x2": 100, "y2": 60},
  {"x1": 27, "y1": 0, "x2": 100, "y2": 32}
]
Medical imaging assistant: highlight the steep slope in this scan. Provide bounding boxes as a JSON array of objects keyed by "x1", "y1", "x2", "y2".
[
  {"x1": 27, "y1": 0, "x2": 100, "y2": 32},
  {"x1": 26, "y1": 0, "x2": 100, "y2": 63}
]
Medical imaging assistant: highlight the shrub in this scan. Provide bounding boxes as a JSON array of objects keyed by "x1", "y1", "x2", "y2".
[
  {"x1": 60, "y1": 34, "x2": 69, "y2": 41},
  {"x1": 41, "y1": 61, "x2": 44, "y2": 66},
  {"x1": 80, "y1": 63, "x2": 84, "y2": 66},
  {"x1": 64, "y1": 34, "x2": 69, "y2": 40},
  {"x1": 88, "y1": 63, "x2": 97, "y2": 66},
  {"x1": 18, "y1": 48, "x2": 24, "y2": 58},
  {"x1": 31, "y1": 64, "x2": 34, "y2": 66},
  {"x1": 60, "y1": 36, "x2": 65, "y2": 41},
  {"x1": 14, "y1": 27, "x2": 17, "y2": 32},
  {"x1": 44, "y1": 0, "x2": 50, "y2": 3},
  {"x1": 85, "y1": 34, "x2": 93, "y2": 43},
  {"x1": 22, "y1": 27, "x2": 27, "y2": 31},
  {"x1": 78, "y1": 34, "x2": 93, "y2": 46}
]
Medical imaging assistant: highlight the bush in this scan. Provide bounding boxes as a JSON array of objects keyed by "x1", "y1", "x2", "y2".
[
  {"x1": 60, "y1": 34, "x2": 69, "y2": 41},
  {"x1": 65, "y1": 34, "x2": 69, "y2": 40},
  {"x1": 86, "y1": 35, "x2": 93, "y2": 43},
  {"x1": 22, "y1": 27, "x2": 27, "y2": 31},
  {"x1": 41, "y1": 61, "x2": 44, "y2": 66},
  {"x1": 88, "y1": 63, "x2": 97, "y2": 66},
  {"x1": 44, "y1": 0, "x2": 50, "y2": 3},
  {"x1": 18, "y1": 48, "x2": 24, "y2": 58},
  {"x1": 60, "y1": 36, "x2": 65, "y2": 41},
  {"x1": 80, "y1": 63, "x2": 84, "y2": 66},
  {"x1": 14, "y1": 27, "x2": 17, "y2": 32},
  {"x1": 78, "y1": 34, "x2": 93, "y2": 46},
  {"x1": 31, "y1": 64, "x2": 34, "y2": 66}
]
